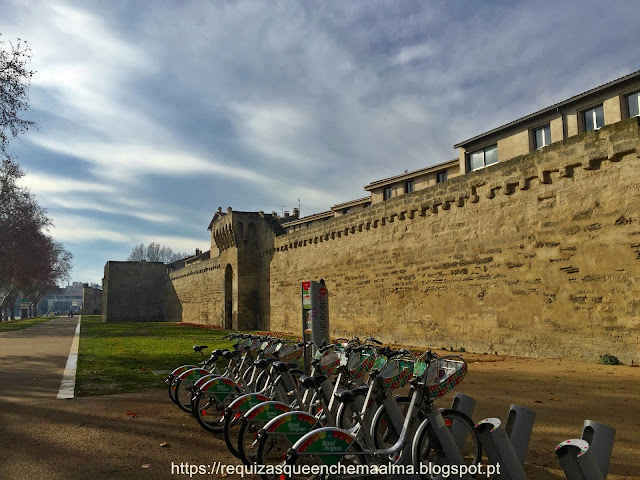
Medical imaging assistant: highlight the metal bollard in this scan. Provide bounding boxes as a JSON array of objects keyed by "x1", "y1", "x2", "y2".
[
  {"x1": 475, "y1": 418, "x2": 527, "y2": 480},
  {"x1": 451, "y1": 392, "x2": 476, "y2": 417},
  {"x1": 505, "y1": 404, "x2": 536, "y2": 465},
  {"x1": 450, "y1": 393, "x2": 476, "y2": 451},
  {"x1": 555, "y1": 439, "x2": 605, "y2": 480},
  {"x1": 581, "y1": 420, "x2": 615, "y2": 478}
]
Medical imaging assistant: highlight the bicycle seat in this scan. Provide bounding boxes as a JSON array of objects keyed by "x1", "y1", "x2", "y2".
[
  {"x1": 223, "y1": 350, "x2": 242, "y2": 359},
  {"x1": 193, "y1": 345, "x2": 208, "y2": 353},
  {"x1": 299, "y1": 375, "x2": 328, "y2": 389},
  {"x1": 254, "y1": 358, "x2": 270, "y2": 369},
  {"x1": 273, "y1": 361, "x2": 299, "y2": 373},
  {"x1": 211, "y1": 349, "x2": 227, "y2": 357},
  {"x1": 334, "y1": 385, "x2": 369, "y2": 404}
]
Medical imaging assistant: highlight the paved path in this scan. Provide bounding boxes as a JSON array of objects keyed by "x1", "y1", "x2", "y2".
[{"x1": 0, "y1": 316, "x2": 79, "y2": 402}]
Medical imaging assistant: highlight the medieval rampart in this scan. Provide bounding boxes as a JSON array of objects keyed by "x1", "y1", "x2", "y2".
[
  {"x1": 165, "y1": 256, "x2": 223, "y2": 325},
  {"x1": 102, "y1": 261, "x2": 167, "y2": 322},
  {"x1": 82, "y1": 286, "x2": 103, "y2": 315},
  {"x1": 265, "y1": 118, "x2": 640, "y2": 363}
]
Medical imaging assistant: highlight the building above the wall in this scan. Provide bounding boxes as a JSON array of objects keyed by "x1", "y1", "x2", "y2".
[{"x1": 454, "y1": 69, "x2": 640, "y2": 173}]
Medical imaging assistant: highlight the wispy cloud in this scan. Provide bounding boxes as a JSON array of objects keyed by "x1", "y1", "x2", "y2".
[
  {"x1": 3, "y1": 0, "x2": 638, "y2": 284},
  {"x1": 392, "y1": 42, "x2": 436, "y2": 66}
]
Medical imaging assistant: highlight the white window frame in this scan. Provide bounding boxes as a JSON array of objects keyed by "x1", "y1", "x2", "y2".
[
  {"x1": 583, "y1": 105, "x2": 604, "y2": 132},
  {"x1": 468, "y1": 145, "x2": 498, "y2": 171},
  {"x1": 533, "y1": 124, "x2": 551, "y2": 149},
  {"x1": 627, "y1": 91, "x2": 640, "y2": 118},
  {"x1": 436, "y1": 169, "x2": 448, "y2": 183}
]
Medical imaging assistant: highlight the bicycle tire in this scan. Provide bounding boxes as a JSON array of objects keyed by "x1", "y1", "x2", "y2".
[
  {"x1": 412, "y1": 409, "x2": 482, "y2": 479},
  {"x1": 285, "y1": 431, "x2": 367, "y2": 480},
  {"x1": 256, "y1": 411, "x2": 321, "y2": 480},
  {"x1": 173, "y1": 377, "x2": 195, "y2": 414},
  {"x1": 256, "y1": 431, "x2": 295, "y2": 480},
  {"x1": 237, "y1": 417, "x2": 267, "y2": 466},
  {"x1": 193, "y1": 388, "x2": 240, "y2": 433},
  {"x1": 223, "y1": 409, "x2": 244, "y2": 459},
  {"x1": 371, "y1": 396, "x2": 412, "y2": 449},
  {"x1": 167, "y1": 375, "x2": 178, "y2": 404}
]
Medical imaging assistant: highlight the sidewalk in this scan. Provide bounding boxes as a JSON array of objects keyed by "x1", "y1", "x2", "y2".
[{"x1": 0, "y1": 316, "x2": 78, "y2": 402}]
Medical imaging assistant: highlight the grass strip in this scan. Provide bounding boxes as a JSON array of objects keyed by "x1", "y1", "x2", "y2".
[
  {"x1": 76, "y1": 315, "x2": 234, "y2": 397},
  {"x1": 0, "y1": 316, "x2": 53, "y2": 331}
]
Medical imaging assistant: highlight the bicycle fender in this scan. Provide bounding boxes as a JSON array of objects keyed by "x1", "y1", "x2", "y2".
[
  {"x1": 169, "y1": 364, "x2": 199, "y2": 378},
  {"x1": 193, "y1": 373, "x2": 221, "y2": 390},
  {"x1": 226, "y1": 392, "x2": 271, "y2": 413},
  {"x1": 290, "y1": 427, "x2": 357, "y2": 465},
  {"x1": 177, "y1": 368, "x2": 211, "y2": 381},
  {"x1": 199, "y1": 376, "x2": 238, "y2": 403},
  {"x1": 243, "y1": 401, "x2": 291, "y2": 422},
  {"x1": 262, "y1": 411, "x2": 320, "y2": 444}
]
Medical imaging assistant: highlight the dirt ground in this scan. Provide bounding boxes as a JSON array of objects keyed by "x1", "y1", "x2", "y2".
[{"x1": 0, "y1": 353, "x2": 638, "y2": 480}]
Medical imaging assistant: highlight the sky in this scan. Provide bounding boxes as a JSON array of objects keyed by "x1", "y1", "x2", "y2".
[{"x1": 2, "y1": 0, "x2": 639, "y2": 285}]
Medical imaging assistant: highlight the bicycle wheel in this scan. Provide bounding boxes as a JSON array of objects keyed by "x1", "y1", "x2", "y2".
[
  {"x1": 193, "y1": 387, "x2": 241, "y2": 433},
  {"x1": 256, "y1": 412, "x2": 321, "y2": 480},
  {"x1": 223, "y1": 409, "x2": 245, "y2": 459},
  {"x1": 256, "y1": 431, "x2": 295, "y2": 480},
  {"x1": 286, "y1": 434, "x2": 367, "y2": 480},
  {"x1": 167, "y1": 375, "x2": 178, "y2": 404},
  {"x1": 174, "y1": 378, "x2": 196, "y2": 414},
  {"x1": 412, "y1": 409, "x2": 481, "y2": 479},
  {"x1": 237, "y1": 418, "x2": 267, "y2": 465},
  {"x1": 371, "y1": 396, "x2": 412, "y2": 449}
]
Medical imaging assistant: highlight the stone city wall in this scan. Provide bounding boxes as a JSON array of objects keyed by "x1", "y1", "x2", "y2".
[
  {"x1": 102, "y1": 261, "x2": 167, "y2": 322},
  {"x1": 165, "y1": 256, "x2": 223, "y2": 325},
  {"x1": 82, "y1": 286, "x2": 103, "y2": 315},
  {"x1": 265, "y1": 118, "x2": 640, "y2": 363}
]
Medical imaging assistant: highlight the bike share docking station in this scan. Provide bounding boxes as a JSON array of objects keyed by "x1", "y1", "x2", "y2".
[
  {"x1": 555, "y1": 420, "x2": 616, "y2": 480},
  {"x1": 476, "y1": 405, "x2": 616, "y2": 480},
  {"x1": 475, "y1": 404, "x2": 536, "y2": 480},
  {"x1": 301, "y1": 280, "x2": 330, "y2": 375}
]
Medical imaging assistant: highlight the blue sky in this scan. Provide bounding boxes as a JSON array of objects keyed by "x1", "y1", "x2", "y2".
[{"x1": 3, "y1": 0, "x2": 639, "y2": 285}]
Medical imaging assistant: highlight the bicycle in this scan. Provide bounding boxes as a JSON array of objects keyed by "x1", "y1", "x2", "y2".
[{"x1": 282, "y1": 353, "x2": 481, "y2": 480}]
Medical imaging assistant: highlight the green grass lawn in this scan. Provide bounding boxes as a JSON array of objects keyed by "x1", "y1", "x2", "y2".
[
  {"x1": 76, "y1": 315, "x2": 234, "y2": 396},
  {"x1": 0, "y1": 316, "x2": 53, "y2": 331}
]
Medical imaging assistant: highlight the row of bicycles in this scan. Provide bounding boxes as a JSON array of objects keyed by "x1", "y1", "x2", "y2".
[{"x1": 166, "y1": 333, "x2": 482, "y2": 479}]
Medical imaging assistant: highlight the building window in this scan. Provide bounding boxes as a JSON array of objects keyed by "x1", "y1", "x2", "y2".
[
  {"x1": 436, "y1": 170, "x2": 448, "y2": 183},
  {"x1": 383, "y1": 186, "x2": 393, "y2": 200},
  {"x1": 583, "y1": 105, "x2": 604, "y2": 131},
  {"x1": 468, "y1": 145, "x2": 498, "y2": 171},
  {"x1": 343, "y1": 207, "x2": 351, "y2": 214},
  {"x1": 534, "y1": 125, "x2": 551, "y2": 149},
  {"x1": 404, "y1": 179, "x2": 414, "y2": 193},
  {"x1": 627, "y1": 91, "x2": 640, "y2": 118}
]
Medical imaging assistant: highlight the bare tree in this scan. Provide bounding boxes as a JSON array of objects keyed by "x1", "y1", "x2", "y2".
[
  {"x1": 0, "y1": 159, "x2": 71, "y2": 320},
  {"x1": 1, "y1": 34, "x2": 36, "y2": 161},
  {"x1": 126, "y1": 242, "x2": 188, "y2": 264}
]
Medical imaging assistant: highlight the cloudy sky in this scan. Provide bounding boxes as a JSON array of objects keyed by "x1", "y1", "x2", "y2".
[{"x1": 3, "y1": 0, "x2": 639, "y2": 285}]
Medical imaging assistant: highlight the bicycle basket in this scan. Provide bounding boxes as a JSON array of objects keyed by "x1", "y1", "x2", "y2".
[
  {"x1": 237, "y1": 338, "x2": 253, "y2": 350},
  {"x1": 248, "y1": 338, "x2": 262, "y2": 354},
  {"x1": 318, "y1": 350, "x2": 342, "y2": 376},
  {"x1": 347, "y1": 349, "x2": 376, "y2": 381},
  {"x1": 380, "y1": 359, "x2": 414, "y2": 390},
  {"x1": 424, "y1": 356, "x2": 467, "y2": 399},
  {"x1": 278, "y1": 344, "x2": 304, "y2": 363},
  {"x1": 262, "y1": 341, "x2": 280, "y2": 359}
]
